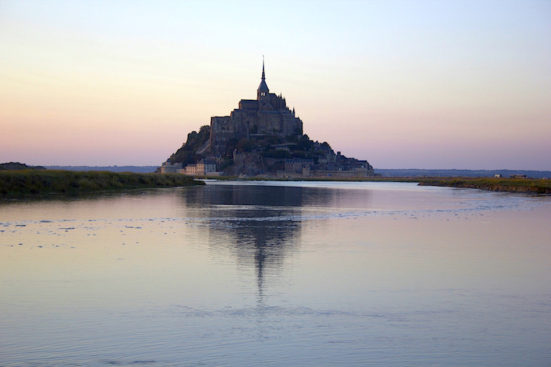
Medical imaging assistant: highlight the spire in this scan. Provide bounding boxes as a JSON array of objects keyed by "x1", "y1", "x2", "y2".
[{"x1": 257, "y1": 56, "x2": 269, "y2": 99}]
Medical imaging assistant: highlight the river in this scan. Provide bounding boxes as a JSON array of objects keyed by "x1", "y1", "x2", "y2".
[{"x1": 1, "y1": 181, "x2": 550, "y2": 366}]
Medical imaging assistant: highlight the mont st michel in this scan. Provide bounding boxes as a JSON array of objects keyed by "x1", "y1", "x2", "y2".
[
  {"x1": 3, "y1": 2, "x2": 551, "y2": 367},
  {"x1": 160, "y1": 63, "x2": 373, "y2": 177}
]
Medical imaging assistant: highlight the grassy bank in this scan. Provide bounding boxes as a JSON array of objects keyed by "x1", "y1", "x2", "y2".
[
  {"x1": 416, "y1": 177, "x2": 551, "y2": 194},
  {"x1": 0, "y1": 170, "x2": 204, "y2": 198}
]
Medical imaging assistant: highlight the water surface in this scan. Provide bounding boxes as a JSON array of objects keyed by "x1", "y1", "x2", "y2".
[{"x1": 1, "y1": 181, "x2": 550, "y2": 366}]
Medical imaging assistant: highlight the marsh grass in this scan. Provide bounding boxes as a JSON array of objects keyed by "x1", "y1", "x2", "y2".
[
  {"x1": 0, "y1": 170, "x2": 204, "y2": 198},
  {"x1": 416, "y1": 177, "x2": 551, "y2": 194}
]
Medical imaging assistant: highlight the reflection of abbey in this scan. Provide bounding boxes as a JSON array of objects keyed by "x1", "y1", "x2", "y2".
[{"x1": 161, "y1": 62, "x2": 373, "y2": 177}]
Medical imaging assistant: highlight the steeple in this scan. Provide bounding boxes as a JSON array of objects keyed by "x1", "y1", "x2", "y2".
[{"x1": 257, "y1": 57, "x2": 269, "y2": 100}]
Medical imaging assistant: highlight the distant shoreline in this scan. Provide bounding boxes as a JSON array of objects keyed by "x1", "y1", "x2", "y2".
[
  {"x1": 42, "y1": 166, "x2": 551, "y2": 179},
  {"x1": 44, "y1": 165, "x2": 159, "y2": 173},
  {"x1": 0, "y1": 170, "x2": 204, "y2": 199},
  {"x1": 2, "y1": 169, "x2": 549, "y2": 198}
]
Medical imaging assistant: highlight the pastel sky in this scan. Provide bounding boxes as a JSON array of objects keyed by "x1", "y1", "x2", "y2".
[{"x1": 1, "y1": 0, "x2": 550, "y2": 169}]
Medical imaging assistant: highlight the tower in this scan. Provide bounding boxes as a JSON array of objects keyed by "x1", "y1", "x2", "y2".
[{"x1": 257, "y1": 59, "x2": 269, "y2": 100}]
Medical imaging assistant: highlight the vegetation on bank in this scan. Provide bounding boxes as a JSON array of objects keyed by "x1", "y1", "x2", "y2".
[
  {"x1": 3, "y1": 168, "x2": 547, "y2": 198},
  {"x1": 0, "y1": 170, "x2": 204, "y2": 198},
  {"x1": 415, "y1": 177, "x2": 551, "y2": 194}
]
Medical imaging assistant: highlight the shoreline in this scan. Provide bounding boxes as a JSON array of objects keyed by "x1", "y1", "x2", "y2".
[
  {"x1": 0, "y1": 170, "x2": 204, "y2": 199},
  {"x1": 197, "y1": 175, "x2": 551, "y2": 194},
  {"x1": 2, "y1": 170, "x2": 549, "y2": 197},
  {"x1": 415, "y1": 177, "x2": 551, "y2": 194}
]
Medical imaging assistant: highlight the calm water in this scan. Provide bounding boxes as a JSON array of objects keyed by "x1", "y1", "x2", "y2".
[{"x1": 1, "y1": 181, "x2": 550, "y2": 366}]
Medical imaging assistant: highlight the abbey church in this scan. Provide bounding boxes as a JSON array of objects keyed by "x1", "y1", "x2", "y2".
[
  {"x1": 161, "y1": 62, "x2": 373, "y2": 177},
  {"x1": 210, "y1": 63, "x2": 303, "y2": 155}
]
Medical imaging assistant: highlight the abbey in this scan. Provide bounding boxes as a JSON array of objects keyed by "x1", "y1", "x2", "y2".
[
  {"x1": 210, "y1": 62, "x2": 303, "y2": 155},
  {"x1": 161, "y1": 62, "x2": 373, "y2": 177}
]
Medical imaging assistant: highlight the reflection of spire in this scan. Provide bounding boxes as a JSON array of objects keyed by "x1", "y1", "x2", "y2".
[
  {"x1": 255, "y1": 243, "x2": 265, "y2": 304},
  {"x1": 180, "y1": 184, "x2": 317, "y2": 305}
]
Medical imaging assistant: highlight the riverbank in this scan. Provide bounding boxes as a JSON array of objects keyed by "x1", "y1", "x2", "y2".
[
  {"x1": 0, "y1": 170, "x2": 204, "y2": 198},
  {"x1": 200, "y1": 175, "x2": 551, "y2": 194},
  {"x1": 314, "y1": 176, "x2": 550, "y2": 194},
  {"x1": 2, "y1": 170, "x2": 548, "y2": 197},
  {"x1": 415, "y1": 177, "x2": 551, "y2": 194}
]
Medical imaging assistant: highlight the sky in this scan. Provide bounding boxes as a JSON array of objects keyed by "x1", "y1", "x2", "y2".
[{"x1": 1, "y1": 0, "x2": 550, "y2": 169}]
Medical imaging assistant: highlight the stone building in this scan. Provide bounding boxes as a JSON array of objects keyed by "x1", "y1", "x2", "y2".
[
  {"x1": 160, "y1": 159, "x2": 217, "y2": 176},
  {"x1": 209, "y1": 62, "x2": 303, "y2": 155},
  {"x1": 160, "y1": 161, "x2": 183, "y2": 174},
  {"x1": 182, "y1": 159, "x2": 218, "y2": 176},
  {"x1": 161, "y1": 61, "x2": 374, "y2": 178}
]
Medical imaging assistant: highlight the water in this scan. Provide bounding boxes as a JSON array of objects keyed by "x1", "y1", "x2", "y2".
[{"x1": 1, "y1": 181, "x2": 550, "y2": 366}]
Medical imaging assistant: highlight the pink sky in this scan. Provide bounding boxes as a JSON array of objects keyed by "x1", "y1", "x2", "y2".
[{"x1": 1, "y1": 1, "x2": 550, "y2": 169}]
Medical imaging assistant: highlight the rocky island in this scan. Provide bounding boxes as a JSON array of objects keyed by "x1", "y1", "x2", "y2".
[{"x1": 161, "y1": 63, "x2": 373, "y2": 178}]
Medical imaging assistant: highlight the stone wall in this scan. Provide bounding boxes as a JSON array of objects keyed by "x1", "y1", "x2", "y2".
[{"x1": 209, "y1": 93, "x2": 303, "y2": 156}]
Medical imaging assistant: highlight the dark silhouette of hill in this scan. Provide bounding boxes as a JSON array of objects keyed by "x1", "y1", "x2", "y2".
[{"x1": 0, "y1": 162, "x2": 45, "y2": 170}]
